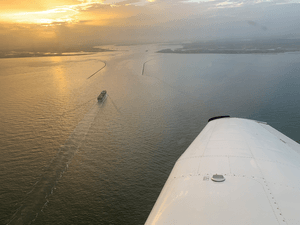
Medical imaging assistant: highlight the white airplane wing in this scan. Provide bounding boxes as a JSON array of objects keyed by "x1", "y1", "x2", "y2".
[{"x1": 145, "y1": 117, "x2": 300, "y2": 225}]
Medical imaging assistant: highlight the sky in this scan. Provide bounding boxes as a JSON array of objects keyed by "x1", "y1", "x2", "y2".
[{"x1": 1, "y1": 0, "x2": 300, "y2": 51}]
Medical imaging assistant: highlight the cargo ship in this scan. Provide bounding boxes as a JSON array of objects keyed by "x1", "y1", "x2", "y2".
[{"x1": 97, "y1": 90, "x2": 107, "y2": 103}]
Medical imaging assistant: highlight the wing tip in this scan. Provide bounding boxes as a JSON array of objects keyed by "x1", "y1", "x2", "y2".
[{"x1": 208, "y1": 115, "x2": 230, "y2": 123}]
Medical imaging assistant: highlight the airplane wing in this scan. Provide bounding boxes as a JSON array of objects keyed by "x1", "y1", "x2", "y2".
[{"x1": 145, "y1": 117, "x2": 300, "y2": 225}]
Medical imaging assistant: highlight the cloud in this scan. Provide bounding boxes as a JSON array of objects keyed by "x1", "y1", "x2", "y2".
[
  {"x1": 1, "y1": 0, "x2": 300, "y2": 51},
  {"x1": 115, "y1": 0, "x2": 141, "y2": 5},
  {"x1": 0, "y1": 0, "x2": 80, "y2": 13},
  {"x1": 215, "y1": 1, "x2": 244, "y2": 8}
]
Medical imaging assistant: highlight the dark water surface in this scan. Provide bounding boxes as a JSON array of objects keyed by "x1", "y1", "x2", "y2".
[{"x1": 1, "y1": 45, "x2": 300, "y2": 225}]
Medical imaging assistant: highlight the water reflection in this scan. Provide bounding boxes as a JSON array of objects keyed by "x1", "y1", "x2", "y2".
[
  {"x1": 1, "y1": 47, "x2": 300, "y2": 225},
  {"x1": 51, "y1": 57, "x2": 67, "y2": 95}
]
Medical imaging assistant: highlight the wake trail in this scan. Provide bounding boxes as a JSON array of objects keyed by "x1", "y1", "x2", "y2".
[
  {"x1": 142, "y1": 59, "x2": 153, "y2": 75},
  {"x1": 87, "y1": 61, "x2": 106, "y2": 79},
  {"x1": 107, "y1": 95, "x2": 122, "y2": 114},
  {"x1": 7, "y1": 103, "x2": 101, "y2": 225},
  {"x1": 142, "y1": 60, "x2": 204, "y2": 106},
  {"x1": 59, "y1": 98, "x2": 95, "y2": 117}
]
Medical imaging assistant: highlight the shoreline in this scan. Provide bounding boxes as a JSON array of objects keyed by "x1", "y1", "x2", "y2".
[
  {"x1": 157, "y1": 48, "x2": 300, "y2": 54},
  {"x1": 0, "y1": 49, "x2": 115, "y2": 59},
  {"x1": 0, "y1": 52, "x2": 92, "y2": 59}
]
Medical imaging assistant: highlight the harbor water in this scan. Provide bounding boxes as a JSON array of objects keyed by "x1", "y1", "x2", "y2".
[{"x1": 1, "y1": 44, "x2": 300, "y2": 224}]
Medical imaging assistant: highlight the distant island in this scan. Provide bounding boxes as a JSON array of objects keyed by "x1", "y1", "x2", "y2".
[
  {"x1": 157, "y1": 39, "x2": 300, "y2": 54},
  {"x1": 2, "y1": 39, "x2": 300, "y2": 58},
  {"x1": 0, "y1": 46, "x2": 114, "y2": 59}
]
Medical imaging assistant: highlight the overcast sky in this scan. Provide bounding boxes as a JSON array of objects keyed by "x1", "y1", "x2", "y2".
[{"x1": 1, "y1": 0, "x2": 300, "y2": 51}]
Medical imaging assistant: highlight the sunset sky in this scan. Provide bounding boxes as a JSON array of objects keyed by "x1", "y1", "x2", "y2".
[{"x1": 1, "y1": 0, "x2": 300, "y2": 51}]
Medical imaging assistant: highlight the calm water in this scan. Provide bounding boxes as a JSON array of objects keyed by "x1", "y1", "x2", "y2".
[{"x1": 1, "y1": 44, "x2": 300, "y2": 225}]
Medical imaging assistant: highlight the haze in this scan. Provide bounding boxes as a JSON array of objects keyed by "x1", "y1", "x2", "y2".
[{"x1": 1, "y1": 0, "x2": 300, "y2": 52}]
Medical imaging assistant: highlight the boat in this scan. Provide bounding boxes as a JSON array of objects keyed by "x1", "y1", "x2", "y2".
[{"x1": 97, "y1": 90, "x2": 107, "y2": 103}]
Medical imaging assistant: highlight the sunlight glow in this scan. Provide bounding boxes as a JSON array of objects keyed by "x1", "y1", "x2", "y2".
[
  {"x1": 1, "y1": 7, "x2": 79, "y2": 24},
  {"x1": 0, "y1": 0, "x2": 156, "y2": 25},
  {"x1": 0, "y1": 1, "x2": 106, "y2": 25}
]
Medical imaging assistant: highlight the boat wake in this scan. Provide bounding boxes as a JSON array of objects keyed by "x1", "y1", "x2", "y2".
[
  {"x1": 87, "y1": 61, "x2": 106, "y2": 79},
  {"x1": 141, "y1": 60, "x2": 204, "y2": 106},
  {"x1": 7, "y1": 103, "x2": 101, "y2": 225}
]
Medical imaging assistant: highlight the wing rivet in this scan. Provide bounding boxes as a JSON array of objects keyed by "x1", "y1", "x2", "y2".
[{"x1": 211, "y1": 174, "x2": 225, "y2": 182}]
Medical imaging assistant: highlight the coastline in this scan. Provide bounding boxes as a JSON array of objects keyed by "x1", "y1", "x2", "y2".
[
  {"x1": 157, "y1": 39, "x2": 300, "y2": 54},
  {"x1": 0, "y1": 48, "x2": 114, "y2": 59},
  {"x1": 157, "y1": 48, "x2": 300, "y2": 54}
]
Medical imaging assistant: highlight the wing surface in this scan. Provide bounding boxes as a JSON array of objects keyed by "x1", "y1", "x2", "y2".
[{"x1": 145, "y1": 117, "x2": 300, "y2": 225}]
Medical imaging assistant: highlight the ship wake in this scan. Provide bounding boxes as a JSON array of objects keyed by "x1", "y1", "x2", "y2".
[{"x1": 7, "y1": 103, "x2": 101, "y2": 225}]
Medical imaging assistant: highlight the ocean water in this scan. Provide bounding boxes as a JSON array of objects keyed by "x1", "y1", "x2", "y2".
[{"x1": 1, "y1": 44, "x2": 300, "y2": 225}]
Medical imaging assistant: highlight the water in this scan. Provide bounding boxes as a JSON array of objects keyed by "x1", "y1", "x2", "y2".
[{"x1": 1, "y1": 44, "x2": 300, "y2": 225}]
